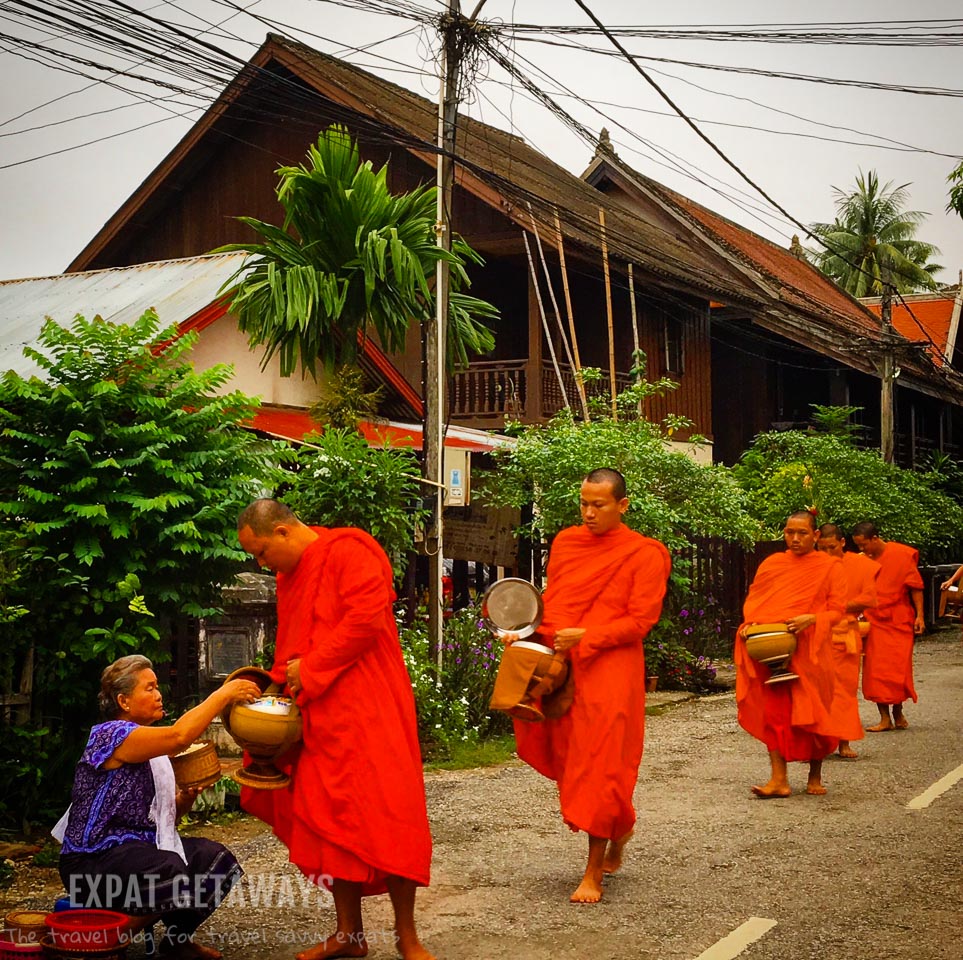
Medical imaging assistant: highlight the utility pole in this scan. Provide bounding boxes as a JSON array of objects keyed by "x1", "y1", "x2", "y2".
[
  {"x1": 879, "y1": 270, "x2": 895, "y2": 463},
  {"x1": 428, "y1": 1, "x2": 486, "y2": 667}
]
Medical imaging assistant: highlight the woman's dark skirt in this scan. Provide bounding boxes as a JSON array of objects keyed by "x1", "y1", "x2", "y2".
[{"x1": 60, "y1": 837, "x2": 242, "y2": 939}]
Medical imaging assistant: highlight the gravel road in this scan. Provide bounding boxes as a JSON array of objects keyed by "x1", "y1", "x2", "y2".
[{"x1": 4, "y1": 630, "x2": 961, "y2": 960}]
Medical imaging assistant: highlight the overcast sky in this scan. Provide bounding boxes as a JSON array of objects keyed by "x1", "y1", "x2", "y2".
[{"x1": 1, "y1": 0, "x2": 960, "y2": 286}]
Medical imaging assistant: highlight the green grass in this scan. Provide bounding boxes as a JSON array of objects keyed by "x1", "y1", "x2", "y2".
[{"x1": 424, "y1": 735, "x2": 517, "y2": 771}]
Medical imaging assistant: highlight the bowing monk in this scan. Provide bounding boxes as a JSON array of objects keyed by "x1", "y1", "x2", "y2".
[
  {"x1": 850, "y1": 521, "x2": 924, "y2": 732},
  {"x1": 736, "y1": 511, "x2": 845, "y2": 798},
  {"x1": 237, "y1": 500, "x2": 434, "y2": 960},
  {"x1": 509, "y1": 468, "x2": 670, "y2": 904},
  {"x1": 816, "y1": 523, "x2": 879, "y2": 760}
]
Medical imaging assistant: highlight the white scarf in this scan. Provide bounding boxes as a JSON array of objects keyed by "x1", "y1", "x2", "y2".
[{"x1": 52, "y1": 756, "x2": 187, "y2": 865}]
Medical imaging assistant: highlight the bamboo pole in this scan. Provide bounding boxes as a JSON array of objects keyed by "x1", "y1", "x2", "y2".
[
  {"x1": 527, "y1": 204, "x2": 587, "y2": 421},
  {"x1": 553, "y1": 207, "x2": 589, "y2": 420},
  {"x1": 523, "y1": 231, "x2": 570, "y2": 413},
  {"x1": 599, "y1": 207, "x2": 617, "y2": 420},
  {"x1": 628, "y1": 263, "x2": 642, "y2": 417}
]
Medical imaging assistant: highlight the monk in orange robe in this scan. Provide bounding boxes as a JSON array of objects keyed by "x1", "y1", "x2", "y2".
[
  {"x1": 851, "y1": 521, "x2": 924, "y2": 732},
  {"x1": 816, "y1": 523, "x2": 880, "y2": 759},
  {"x1": 237, "y1": 500, "x2": 434, "y2": 960},
  {"x1": 508, "y1": 468, "x2": 670, "y2": 904},
  {"x1": 735, "y1": 511, "x2": 845, "y2": 798}
]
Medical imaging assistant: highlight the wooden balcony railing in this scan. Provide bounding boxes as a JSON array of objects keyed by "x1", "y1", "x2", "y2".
[
  {"x1": 449, "y1": 359, "x2": 633, "y2": 426},
  {"x1": 449, "y1": 360, "x2": 527, "y2": 423}
]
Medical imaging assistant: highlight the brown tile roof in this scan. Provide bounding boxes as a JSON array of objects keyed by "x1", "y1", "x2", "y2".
[{"x1": 267, "y1": 34, "x2": 779, "y2": 310}]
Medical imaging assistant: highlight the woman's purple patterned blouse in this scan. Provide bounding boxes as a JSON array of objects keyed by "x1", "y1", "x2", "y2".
[{"x1": 60, "y1": 720, "x2": 158, "y2": 855}]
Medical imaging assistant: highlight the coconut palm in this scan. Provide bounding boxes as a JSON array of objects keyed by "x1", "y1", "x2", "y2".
[
  {"x1": 216, "y1": 124, "x2": 497, "y2": 378},
  {"x1": 808, "y1": 169, "x2": 942, "y2": 296},
  {"x1": 947, "y1": 160, "x2": 963, "y2": 220}
]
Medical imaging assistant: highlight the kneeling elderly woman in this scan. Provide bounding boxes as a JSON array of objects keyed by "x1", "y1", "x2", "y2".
[{"x1": 54, "y1": 655, "x2": 260, "y2": 959}]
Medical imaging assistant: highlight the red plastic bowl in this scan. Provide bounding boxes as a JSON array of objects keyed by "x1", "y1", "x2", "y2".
[
  {"x1": 42, "y1": 911, "x2": 129, "y2": 952},
  {"x1": 0, "y1": 936, "x2": 42, "y2": 959}
]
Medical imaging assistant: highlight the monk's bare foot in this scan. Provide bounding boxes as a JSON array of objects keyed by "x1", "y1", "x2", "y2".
[
  {"x1": 295, "y1": 932, "x2": 367, "y2": 960},
  {"x1": 893, "y1": 715, "x2": 909, "y2": 729},
  {"x1": 399, "y1": 943, "x2": 435, "y2": 960},
  {"x1": 603, "y1": 829, "x2": 633, "y2": 875},
  {"x1": 570, "y1": 871, "x2": 603, "y2": 903},
  {"x1": 806, "y1": 782, "x2": 828, "y2": 796},
  {"x1": 866, "y1": 720, "x2": 893, "y2": 732},
  {"x1": 751, "y1": 782, "x2": 791, "y2": 799},
  {"x1": 838, "y1": 745, "x2": 858, "y2": 759}
]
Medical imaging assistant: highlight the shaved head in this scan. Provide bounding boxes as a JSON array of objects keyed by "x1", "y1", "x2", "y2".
[
  {"x1": 583, "y1": 468, "x2": 627, "y2": 501},
  {"x1": 788, "y1": 510, "x2": 817, "y2": 532},
  {"x1": 237, "y1": 498, "x2": 298, "y2": 536}
]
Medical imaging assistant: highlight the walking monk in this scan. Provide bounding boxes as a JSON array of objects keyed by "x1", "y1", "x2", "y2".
[
  {"x1": 851, "y1": 521, "x2": 925, "y2": 732},
  {"x1": 736, "y1": 511, "x2": 845, "y2": 798},
  {"x1": 237, "y1": 500, "x2": 434, "y2": 960},
  {"x1": 816, "y1": 523, "x2": 880, "y2": 759},
  {"x1": 509, "y1": 468, "x2": 671, "y2": 904}
]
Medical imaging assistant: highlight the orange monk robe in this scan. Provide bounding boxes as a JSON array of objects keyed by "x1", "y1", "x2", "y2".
[
  {"x1": 861, "y1": 541, "x2": 922, "y2": 705},
  {"x1": 827, "y1": 552, "x2": 880, "y2": 742},
  {"x1": 242, "y1": 528, "x2": 431, "y2": 896},
  {"x1": 735, "y1": 550, "x2": 845, "y2": 761},
  {"x1": 514, "y1": 524, "x2": 671, "y2": 841}
]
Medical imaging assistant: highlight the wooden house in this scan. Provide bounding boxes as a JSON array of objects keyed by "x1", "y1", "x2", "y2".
[
  {"x1": 58, "y1": 34, "x2": 963, "y2": 467},
  {"x1": 583, "y1": 142, "x2": 963, "y2": 465}
]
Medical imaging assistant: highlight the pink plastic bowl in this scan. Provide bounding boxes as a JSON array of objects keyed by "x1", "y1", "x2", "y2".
[{"x1": 42, "y1": 911, "x2": 129, "y2": 952}]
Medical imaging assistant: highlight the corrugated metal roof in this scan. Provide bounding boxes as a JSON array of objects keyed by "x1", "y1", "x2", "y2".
[{"x1": 0, "y1": 253, "x2": 247, "y2": 378}]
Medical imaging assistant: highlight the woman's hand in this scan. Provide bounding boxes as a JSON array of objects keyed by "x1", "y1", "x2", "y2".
[
  {"x1": 175, "y1": 785, "x2": 203, "y2": 820},
  {"x1": 221, "y1": 679, "x2": 261, "y2": 704}
]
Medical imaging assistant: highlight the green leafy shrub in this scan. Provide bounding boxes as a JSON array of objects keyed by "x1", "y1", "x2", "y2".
[
  {"x1": 0, "y1": 310, "x2": 287, "y2": 830},
  {"x1": 399, "y1": 604, "x2": 510, "y2": 759},
  {"x1": 281, "y1": 428, "x2": 429, "y2": 577},
  {"x1": 482, "y1": 399, "x2": 757, "y2": 552},
  {"x1": 644, "y1": 632, "x2": 717, "y2": 692},
  {"x1": 733, "y1": 429, "x2": 963, "y2": 561}
]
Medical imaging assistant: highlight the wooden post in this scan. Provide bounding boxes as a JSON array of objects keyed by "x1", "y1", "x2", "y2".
[
  {"x1": 880, "y1": 273, "x2": 895, "y2": 463},
  {"x1": 527, "y1": 264, "x2": 544, "y2": 421},
  {"x1": 527, "y1": 205, "x2": 584, "y2": 419},
  {"x1": 628, "y1": 263, "x2": 642, "y2": 417},
  {"x1": 523, "y1": 232, "x2": 569, "y2": 412},
  {"x1": 554, "y1": 208, "x2": 589, "y2": 419},
  {"x1": 599, "y1": 207, "x2": 617, "y2": 419}
]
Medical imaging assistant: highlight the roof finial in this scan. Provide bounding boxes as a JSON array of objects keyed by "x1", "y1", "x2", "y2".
[{"x1": 594, "y1": 127, "x2": 616, "y2": 159}]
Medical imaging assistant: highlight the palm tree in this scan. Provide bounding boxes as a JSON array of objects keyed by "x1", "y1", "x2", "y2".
[
  {"x1": 808, "y1": 169, "x2": 942, "y2": 296},
  {"x1": 216, "y1": 124, "x2": 497, "y2": 378},
  {"x1": 947, "y1": 160, "x2": 963, "y2": 220}
]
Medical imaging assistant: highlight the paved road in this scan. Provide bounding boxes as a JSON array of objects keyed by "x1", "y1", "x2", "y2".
[{"x1": 207, "y1": 630, "x2": 962, "y2": 960}]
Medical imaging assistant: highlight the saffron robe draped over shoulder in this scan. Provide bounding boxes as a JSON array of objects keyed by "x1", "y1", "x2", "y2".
[
  {"x1": 735, "y1": 550, "x2": 845, "y2": 761},
  {"x1": 861, "y1": 541, "x2": 922, "y2": 705},
  {"x1": 242, "y1": 528, "x2": 431, "y2": 896},
  {"x1": 514, "y1": 523, "x2": 671, "y2": 841},
  {"x1": 827, "y1": 552, "x2": 880, "y2": 741}
]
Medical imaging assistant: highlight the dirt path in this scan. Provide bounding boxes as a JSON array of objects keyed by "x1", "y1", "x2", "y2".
[{"x1": 3, "y1": 632, "x2": 960, "y2": 960}]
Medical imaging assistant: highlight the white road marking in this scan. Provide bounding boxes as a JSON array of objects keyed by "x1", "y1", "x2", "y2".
[
  {"x1": 906, "y1": 763, "x2": 963, "y2": 810},
  {"x1": 693, "y1": 917, "x2": 778, "y2": 960}
]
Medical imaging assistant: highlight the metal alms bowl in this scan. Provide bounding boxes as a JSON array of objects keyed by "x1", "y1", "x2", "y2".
[{"x1": 481, "y1": 578, "x2": 543, "y2": 639}]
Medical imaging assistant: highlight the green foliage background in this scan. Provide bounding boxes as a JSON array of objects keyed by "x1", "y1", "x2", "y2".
[
  {"x1": 0, "y1": 311, "x2": 287, "y2": 829},
  {"x1": 280, "y1": 427, "x2": 428, "y2": 577},
  {"x1": 483, "y1": 404, "x2": 758, "y2": 551},
  {"x1": 733, "y1": 429, "x2": 963, "y2": 561}
]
